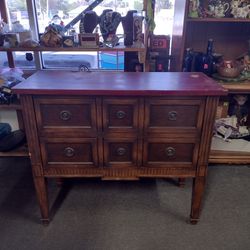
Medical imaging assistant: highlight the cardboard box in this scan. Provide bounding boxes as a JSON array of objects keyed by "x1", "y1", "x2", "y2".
[{"x1": 79, "y1": 33, "x2": 99, "y2": 48}]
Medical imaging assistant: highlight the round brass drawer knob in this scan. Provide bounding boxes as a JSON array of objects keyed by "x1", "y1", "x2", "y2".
[
  {"x1": 60, "y1": 110, "x2": 72, "y2": 121},
  {"x1": 168, "y1": 111, "x2": 177, "y2": 121},
  {"x1": 64, "y1": 147, "x2": 75, "y2": 157},
  {"x1": 116, "y1": 110, "x2": 126, "y2": 119},
  {"x1": 165, "y1": 147, "x2": 176, "y2": 157},
  {"x1": 116, "y1": 147, "x2": 126, "y2": 156}
]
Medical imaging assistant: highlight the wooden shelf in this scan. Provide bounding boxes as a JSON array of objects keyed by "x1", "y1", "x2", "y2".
[
  {"x1": 209, "y1": 150, "x2": 250, "y2": 164},
  {"x1": 210, "y1": 136, "x2": 250, "y2": 164},
  {"x1": 209, "y1": 82, "x2": 250, "y2": 164},
  {"x1": 220, "y1": 81, "x2": 250, "y2": 94},
  {"x1": 0, "y1": 44, "x2": 146, "y2": 68},
  {"x1": 0, "y1": 102, "x2": 22, "y2": 110},
  {"x1": 0, "y1": 44, "x2": 146, "y2": 53},
  {"x1": 0, "y1": 98, "x2": 22, "y2": 110},
  {"x1": 186, "y1": 18, "x2": 250, "y2": 23},
  {"x1": 0, "y1": 144, "x2": 29, "y2": 157},
  {"x1": 210, "y1": 77, "x2": 250, "y2": 93}
]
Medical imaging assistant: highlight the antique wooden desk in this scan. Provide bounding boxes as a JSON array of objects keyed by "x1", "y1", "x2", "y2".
[{"x1": 13, "y1": 71, "x2": 226, "y2": 224}]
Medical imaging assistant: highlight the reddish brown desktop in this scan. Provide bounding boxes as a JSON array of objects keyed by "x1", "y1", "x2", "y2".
[{"x1": 13, "y1": 71, "x2": 226, "y2": 224}]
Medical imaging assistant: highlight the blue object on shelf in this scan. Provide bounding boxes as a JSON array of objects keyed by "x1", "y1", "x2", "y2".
[{"x1": 100, "y1": 52, "x2": 124, "y2": 70}]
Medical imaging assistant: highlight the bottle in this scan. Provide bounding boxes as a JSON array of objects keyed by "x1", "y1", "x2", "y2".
[
  {"x1": 182, "y1": 48, "x2": 193, "y2": 72},
  {"x1": 201, "y1": 38, "x2": 214, "y2": 76},
  {"x1": 156, "y1": 58, "x2": 166, "y2": 72},
  {"x1": 157, "y1": 63, "x2": 163, "y2": 72}
]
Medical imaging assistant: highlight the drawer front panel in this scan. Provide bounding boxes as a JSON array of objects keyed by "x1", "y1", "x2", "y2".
[
  {"x1": 34, "y1": 97, "x2": 97, "y2": 136},
  {"x1": 103, "y1": 98, "x2": 139, "y2": 134},
  {"x1": 143, "y1": 138, "x2": 199, "y2": 168},
  {"x1": 104, "y1": 138, "x2": 138, "y2": 167},
  {"x1": 145, "y1": 99, "x2": 205, "y2": 134},
  {"x1": 40, "y1": 138, "x2": 98, "y2": 167}
]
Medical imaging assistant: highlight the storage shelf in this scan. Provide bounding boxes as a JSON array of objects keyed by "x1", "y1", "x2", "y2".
[
  {"x1": 210, "y1": 77, "x2": 250, "y2": 93},
  {"x1": 210, "y1": 136, "x2": 250, "y2": 164},
  {"x1": 221, "y1": 81, "x2": 250, "y2": 94},
  {"x1": 171, "y1": 0, "x2": 250, "y2": 165},
  {"x1": 209, "y1": 81, "x2": 250, "y2": 164},
  {"x1": 0, "y1": 101, "x2": 22, "y2": 110},
  {"x1": 186, "y1": 18, "x2": 250, "y2": 23},
  {"x1": 0, "y1": 44, "x2": 146, "y2": 53},
  {"x1": 209, "y1": 150, "x2": 250, "y2": 164},
  {"x1": 0, "y1": 144, "x2": 29, "y2": 157}
]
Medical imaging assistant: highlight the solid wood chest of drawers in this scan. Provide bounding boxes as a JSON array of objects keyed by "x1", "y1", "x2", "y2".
[{"x1": 13, "y1": 71, "x2": 226, "y2": 224}]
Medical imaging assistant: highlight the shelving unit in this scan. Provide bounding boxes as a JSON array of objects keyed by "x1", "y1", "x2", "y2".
[
  {"x1": 0, "y1": 144, "x2": 28, "y2": 157},
  {"x1": 209, "y1": 81, "x2": 250, "y2": 164},
  {"x1": 186, "y1": 18, "x2": 250, "y2": 23},
  {"x1": 171, "y1": 0, "x2": 250, "y2": 164},
  {"x1": 0, "y1": 44, "x2": 147, "y2": 69},
  {"x1": 0, "y1": 45, "x2": 146, "y2": 52},
  {"x1": 0, "y1": 101, "x2": 22, "y2": 110},
  {"x1": 171, "y1": 1, "x2": 250, "y2": 72},
  {"x1": 220, "y1": 82, "x2": 250, "y2": 94}
]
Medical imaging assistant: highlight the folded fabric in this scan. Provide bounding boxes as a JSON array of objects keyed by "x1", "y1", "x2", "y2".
[
  {"x1": 0, "y1": 122, "x2": 12, "y2": 139},
  {"x1": 0, "y1": 130, "x2": 26, "y2": 152}
]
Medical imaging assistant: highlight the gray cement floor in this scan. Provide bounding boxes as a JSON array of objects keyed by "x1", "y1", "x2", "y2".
[{"x1": 0, "y1": 157, "x2": 249, "y2": 250}]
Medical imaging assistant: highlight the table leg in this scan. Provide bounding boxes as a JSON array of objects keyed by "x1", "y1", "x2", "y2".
[
  {"x1": 190, "y1": 176, "x2": 206, "y2": 224},
  {"x1": 178, "y1": 178, "x2": 185, "y2": 187},
  {"x1": 33, "y1": 176, "x2": 50, "y2": 224},
  {"x1": 55, "y1": 178, "x2": 64, "y2": 187}
]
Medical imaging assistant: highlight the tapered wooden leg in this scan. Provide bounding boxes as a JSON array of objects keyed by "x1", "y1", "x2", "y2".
[
  {"x1": 178, "y1": 178, "x2": 185, "y2": 187},
  {"x1": 33, "y1": 176, "x2": 50, "y2": 224},
  {"x1": 190, "y1": 176, "x2": 206, "y2": 224},
  {"x1": 55, "y1": 178, "x2": 64, "y2": 187}
]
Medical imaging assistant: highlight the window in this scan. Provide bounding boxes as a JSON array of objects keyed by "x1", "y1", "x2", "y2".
[
  {"x1": 6, "y1": 0, "x2": 30, "y2": 30},
  {"x1": 34, "y1": 0, "x2": 144, "y2": 70},
  {"x1": 1, "y1": 0, "x2": 175, "y2": 70},
  {"x1": 0, "y1": 0, "x2": 35, "y2": 69},
  {"x1": 154, "y1": 0, "x2": 175, "y2": 36}
]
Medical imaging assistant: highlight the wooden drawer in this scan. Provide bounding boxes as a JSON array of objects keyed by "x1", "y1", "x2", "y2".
[
  {"x1": 103, "y1": 98, "x2": 140, "y2": 135},
  {"x1": 143, "y1": 138, "x2": 199, "y2": 168},
  {"x1": 144, "y1": 98, "x2": 205, "y2": 136},
  {"x1": 40, "y1": 138, "x2": 98, "y2": 168},
  {"x1": 34, "y1": 97, "x2": 97, "y2": 137},
  {"x1": 103, "y1": 138, "x2": 139, "y2": 168}
]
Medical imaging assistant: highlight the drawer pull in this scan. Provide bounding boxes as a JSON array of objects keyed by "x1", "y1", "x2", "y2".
[
  {"x1": 168, "y1": 111, "x2": 177, "y2": 121},
  {"x1": 64, "y1": 147, "x2": 75, "y2": 157},
  {"x1": 165, "y1": 147, "x2": 176, "y2": 157},
  {"x1": 60, "y1": 110, "x2": 72, "y2": 121},
  {"x1": 116, "y1": 147, "x2": 126, "y2": 156},
  {"x1": 116, "y1": 111, "x2": 126, "y2": 119}
]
